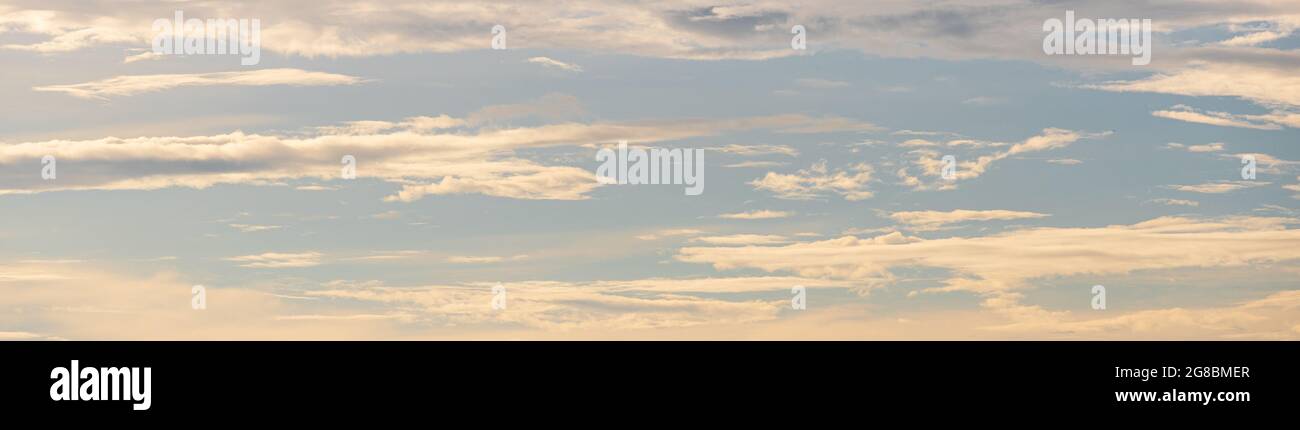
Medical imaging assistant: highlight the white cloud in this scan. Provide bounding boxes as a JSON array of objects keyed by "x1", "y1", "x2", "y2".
[
  {"x1": 226, "y1": 252, "x2": 323, "y2": 268},
  {"x1": 6, "y1": 0, "x2": 1300, "y2": 72},
  {"x1": 446, "y1": 255, "x2": 529, "y2": 264},
  {"x1": 898, "y1": 128, "x2": 1106, "y2": 190},
  {"x1": 678, "y1": 216, "x2": 1300, "y2": 332},
  {"x1": 295, "y1": 184, "x2": 338, "y2": 191},
  {"x1": 0, "y1": 331, "x2": 49, "y2": 340},
  {"x1": 527, "y1": 56, "x2": 583, "y2": 72},
  {"x1": 1167, "y1": 180, "x2": 1270, "y2": 194},
  {"x1": 1220, "y1": 152, "x2": 1300, "y2": 175},
  {"x1": 710, "y1": 144, "x2": 799, "y2": 157},
  {"x1": 750, "y1": 160, "x2": 874, "y2": 200},
  {"x1": 1165, "y1": 142, "x2": 1225, "y2": 152},
  {"x1": 1148, "y1": 198, "x2": 1199, "y2": 207},
  {"x1": 636, "y1": 229, "x2": 705, "y2": 241},
  {"x1": 317, "y1": 115, "x2": 467, "y2": 135},
  {"x1": 723, "y1": 161, "x2": 788, "y2": 168},
  {"x1": 900, "y1": 139, "x2": 938, "y2": 147},
  {"x1": 992, "y1": 290, "x2": 1300, "y2": 338},
  {"x1": 794, "y1": 78, "x2": 850, "y2": 88},
  {"x1": 1091, "y1": 59, "x2": 1300, "y2": 107},
  {"x1": 33, "y1": 68, "x2": 367, "y2": 100},
  {"x1": 1, "y1": 258, "x2": 1296, "y2": 339},
  {"x1": 229, "y1": 223, "x2": 282, "y2": 233},
  {"x1": 1153, "y1": 106, "x2": 1288, "y2": 130},
  {"x1": 718, "y1": 210, "x2": 795, "y2": 220},
  {"x1": 892, "y1": 130, "x2": 962, "y2": 138},
  {"x1": 1281, "y1": 176, "x2": 1300, "y2": 199},
  {"x1": 1220, "y1": 22, "x2": 1297, "y2": 47},
  {"x1": 961, "y1": 96, "x2": 1005, "y2": 106},
  {"x1": 887, "y1": 209, "x2": 1050, "y2": 231},
  {"x1": 0, "y1": 109, "x2": 869, "y2": 202},
  {"x1": 1094, "y1": 62, "x2": 1300, "y2": 130},
  {"x1": 690, "y1": 234, "x2": 791, "y2": 246},
  {"x1": 774, "y1": 116, "x2": 881, "y2": 133}
]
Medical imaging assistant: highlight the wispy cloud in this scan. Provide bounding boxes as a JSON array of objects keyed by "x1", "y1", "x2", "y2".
[
  {"x1": 886, "y1": 209, "x2": 1050, "y2": 231},
  {"x1": 636, "y1": 229, "x2": 705, "y2": 241},
  {"x1": 679, "y1": 216, "x2": 1300, "y2": 332},
  {"x1": 1167, "y1": 180, "x2": 1270, "y2": 194},
  {"x1": 527, "y1": 56, "x2": 583, "y2": 72},
  {"x1": 710, "y1": 144, "x2": 799, "y2": 157},
  {"x1": 1148, "y1": 198, "x2": 1200, "y2": 207},
  {"x1": 370, "y1": 211, "x2": 402, "y2": 220},
  {"x1": 229, "y1": 223, "x2": 282, "y2": 233},
  {"x1": 0, "y1": 109, "x2": 874, "y2": 201},
  {"x1": 898, "y1": 128, "x2": 1107, "y2": 191},
  {"x1": 1153, "y1": 106, "x2": 1287, "y2": 130},
  {"x1": 226, "y1": 252, "x2": 323, "y2": 268},
  {"x1": 750, "y1": 160, "x2": 874, "y2": 201},
  {"x1": 724, "y1": 161, "x2": 788, "y2": 168},
  {"x1": 690, "y1": 234, "x2": 791, "y2": 245},
  {"x1": 795, "y1": 78, "x2": 850, "y2": 89},
  {"x1": 33, "y1": 68, "x2": 367, "y2": 100},
  {"x1": 446, "y1": 255, "x2": 529, "y2": 264},
  {"x1": 718, "y1": 210, "x2": 795, "y2": 220},
  {"x1": 1166, "y1": 142, "x2": 1225, "y2": 152}
]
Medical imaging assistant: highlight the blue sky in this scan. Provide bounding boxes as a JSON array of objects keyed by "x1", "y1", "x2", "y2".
[{"x1": 0, "y1": 0, "x2": 1298, "y2": 339}]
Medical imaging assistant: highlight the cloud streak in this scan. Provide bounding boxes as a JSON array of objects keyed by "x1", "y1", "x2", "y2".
[
  {"x1": 0, "y1": 105, "x2": 875, "y2": 201},
  {"x1": 887, "y1": 209, "x2": 1050, "y2": 231},
  {"x1": 33, "y1": 68, "x2": 367, "y2": 100}
]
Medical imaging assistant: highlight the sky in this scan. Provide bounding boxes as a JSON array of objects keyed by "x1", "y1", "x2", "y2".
[{"x1": 0, "y1": 0, "x2": 1298, "y2": 340}]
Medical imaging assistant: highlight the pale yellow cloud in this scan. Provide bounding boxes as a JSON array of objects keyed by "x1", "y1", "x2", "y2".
[
  {"x1": 1167, "y1": 180, "x2": 1270, "y2": 194},
  {"x1": 750, "y1": 160, "x2": 874, "y2": 200},
  {"x1": 678, "y1": 216, "x2": 1300, "y2": 330},
  {"x1": 887, "y1": 209, "x2": 1050, "y2": 231},
  {"x1": 1095, "y1": 62, "x2": 1300, "y2": 130},
  {"x1": 897, "y1": 128, "x2": 1106, "y2": 191},
  {"x1": 1093, "y1": 61, "x2": 1300, "y2": 108},
  {"x1": 1153, "y1": 106, "x2": 1289, "y2": 130},
  {"x1": 0, "y1": 111, "x2": 871, "y2": 201},
  {"x1": 636, "y1": 229, "x2": 706, "y2": 241},
  {"x1": 2, "y1": 261, "x2": 1295, "y2": 340}
]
